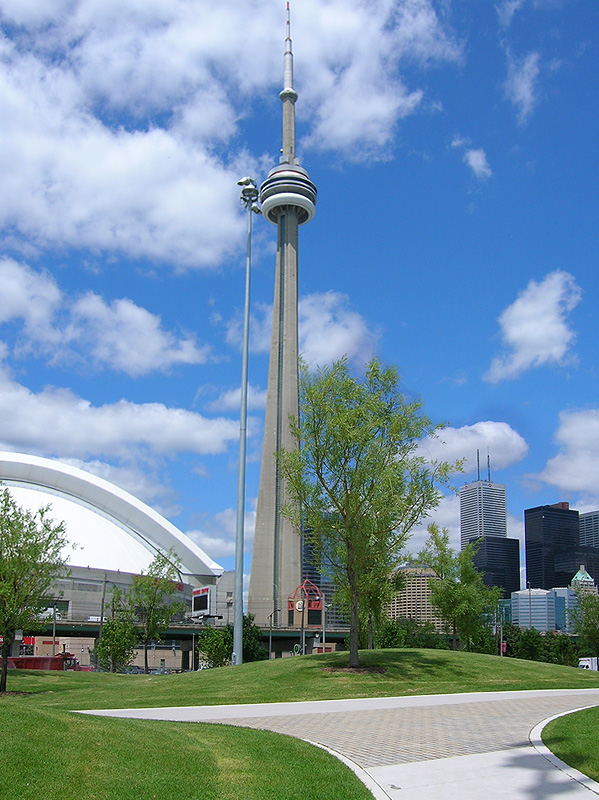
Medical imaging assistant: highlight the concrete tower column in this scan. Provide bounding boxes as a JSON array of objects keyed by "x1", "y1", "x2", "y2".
[{"x1": 247, "y1": 4, "x2": 316, "y2": 627}]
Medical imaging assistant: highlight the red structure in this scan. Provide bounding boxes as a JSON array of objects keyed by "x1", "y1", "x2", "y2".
[
  {"x1": 1, "y1": 652, "x2": 80, "y2": 671},
  {"x1": 288, "y1": 579, "x2": 322, "y2": 627}
]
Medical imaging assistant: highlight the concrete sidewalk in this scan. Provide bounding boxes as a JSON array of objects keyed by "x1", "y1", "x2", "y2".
[{"x1": 79, "y1": 688, "x2": 599, "y2": 799}]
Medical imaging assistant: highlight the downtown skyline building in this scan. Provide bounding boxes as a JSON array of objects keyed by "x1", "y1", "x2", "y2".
[
  {"x1": 580, "y1": 510, "x2": 599, "y2": 549},
  {"x1": 247, "y1": 6, "x2": 317, "y2": 627},
  {"x1": 459, "y1": 454, "x2": 520, "y2": 596},
  {"x1": 524, "y1": 502, "x2": 580, "y2": 590},
  {"x1": 524, "y1": 502, "x2": 599, "y2": 591},
  {"x1": 459, "y1": 479, "x2": 508, "y2": 549}
]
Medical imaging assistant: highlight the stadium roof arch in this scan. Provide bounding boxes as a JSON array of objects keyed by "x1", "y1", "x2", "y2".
[{"x1": 0, "y1": 452, "x2": 223, "y2": 581}]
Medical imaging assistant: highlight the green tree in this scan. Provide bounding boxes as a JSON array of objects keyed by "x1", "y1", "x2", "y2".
[
  {"x1": 543, "y1": 630, "x2": 578, "y2": 667},
  {"x1": 570, "y1": 591, "x2": 599, "y2": 664},
  {"x1": 128, "y1": 552, "x2": 186, "y2": 674},
  {"x1": 280, "y1": 358, "x2": 455, "y2": 668},
  {"x1": 516, "y1": 627, "x2": 545, "y2": 661},
  {"x1": 196, "y1": 615, "x2": 267, "y2": 668},
  {"x1": 377, "y1": 617, "x2": 449, "y2": 650},
  {"x1": 95, "y1": 618, "x2": 138, "y2": 672},
  {"x1": 94, "y1": 588, "x2": 137, "y2": 672},
  {"x1": 196, "y1": 625, "x2": 232, "y2": 668},
  {"x1": 420, "y1": 525, "x2": 501, "y2": 651},
  {"x1": 0, "y1": 488, "x2": 69, "y2": 692},
  {"x1": 502, "y1": 621, "x2": 523, "y2": 658}
]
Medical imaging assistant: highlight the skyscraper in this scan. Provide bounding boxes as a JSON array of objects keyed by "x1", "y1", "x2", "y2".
[
  {"x1": 471, "y1": 535, "x2": 520, "y2": 598},
  {"x1": 524, "y1": 502, "x2": 579, "y2": 589},
  {"x1": 247, "y1": 6, "x2": 317, "y2": 627},
  {"x1": 459, "y1": 480, "x2": 507, "y2": 549},
  {"x1": 459, "y1": 455, "x2": 519, "y2": 596},
  {"x1": 580, "y1": 510, "x2": 599, "y2": 548}
]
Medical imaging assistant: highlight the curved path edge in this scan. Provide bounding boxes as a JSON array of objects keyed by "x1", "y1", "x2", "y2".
[{"x1": 530, "y1": 707, "x2": 599, "y2": 796}]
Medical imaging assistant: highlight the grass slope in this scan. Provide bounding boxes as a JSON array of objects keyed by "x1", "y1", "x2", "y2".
[
  {"x1": 6, "y1": 647, "x2": 599, "y2": 711},
  {"x1": 2, "y1": 649, "x2": 599, "y2": 800},
  {"x1": 542, "y1": 706, "x2": 599, "y2": 783}
]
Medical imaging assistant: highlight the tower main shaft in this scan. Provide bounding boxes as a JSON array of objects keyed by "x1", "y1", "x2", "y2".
[{"x1": 247, "y1": 4, "x2": 316, "y2": 627}]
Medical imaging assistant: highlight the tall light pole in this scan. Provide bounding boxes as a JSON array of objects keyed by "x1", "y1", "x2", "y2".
[{"x1": 232, "y1": 177, "x2": 260, "y2": 666}]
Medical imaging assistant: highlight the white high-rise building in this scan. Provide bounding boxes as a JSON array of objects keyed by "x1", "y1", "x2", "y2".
[
  {"x1": 580, "y1": 510, "x2": 599, "y2": 548},
  {"x1": 460, "y1": 480, "x2": 507, "y2": 549}
]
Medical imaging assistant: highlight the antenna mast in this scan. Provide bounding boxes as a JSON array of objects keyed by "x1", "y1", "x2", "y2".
[{"x1": 280, "y1": 2, "x2": 298, "y2": 164}]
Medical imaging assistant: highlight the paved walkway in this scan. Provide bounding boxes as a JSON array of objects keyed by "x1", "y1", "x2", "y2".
[{"x1": 80, "y1": 688, "x2": 599, "y2": 799}]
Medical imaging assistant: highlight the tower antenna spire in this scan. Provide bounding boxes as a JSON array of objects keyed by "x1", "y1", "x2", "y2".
[{"x1": 280, "y1": 2, "x2": 298, "y2": 164}]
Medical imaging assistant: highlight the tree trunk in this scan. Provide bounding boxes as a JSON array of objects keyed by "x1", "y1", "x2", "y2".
[
  {"x1": 144, "y1": 642, "x2": 149, "y2": 674},
  {"x1": 347, "y1": 548, "x2": 360, "y2": 668},
  {"x1": 367, "y1": 614, "x2": 374, "y2": 649},
  {"x1": 349, "y1": 596, "x2": 359, "y2": 668},
  {"x1": 1, "y1": 636, "x2": 13, "y2": 693}
]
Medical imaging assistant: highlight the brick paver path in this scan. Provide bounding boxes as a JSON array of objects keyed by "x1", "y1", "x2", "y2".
[{"x1": 201, "y1": 691, "x2": 599, "y2": 768}]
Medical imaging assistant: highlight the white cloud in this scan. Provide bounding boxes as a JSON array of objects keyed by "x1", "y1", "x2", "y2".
[
  {"x1": 450, "y1": 134, "x2": 470, "y2": 149},
  {"x1": 56, "y1": 456, "x2": 178, "y2": 512},
  {"x1": 0, "y1": 360, "x2": 239, "y2": 460},
  {"x1": 70, "y1": 293, "x2": 211, "y2": 376},
  {"x1": 208, "y1": 385, "x2": 268, "y2": 413},
  {"x1": 450, "y1": 136, "x2": 491, "y2": 180},
  {"x1": 0, "y1": 258, "x2": 210, "y2": 376},
  {"x1": 485, "y1": 270, "x2": 581, "y2": 383},
  {"x1": 504, "y1": 50, "x2": 541, "y2": 124},
  {"x1": 227, "y1": 291, "x2": 378, "y2": 367},
  {"x1": 299, "y1": 292, "x2": 379, "y2": 367},
  {"x1": 419, "y1": 421, "x2": 528, "y2": 473},
  {"x1": 0, "y1": 1, "x2": 462, "y2": 270},
  {"x1": 186, "y1": 505, "x2": 255, "y2": 559},
  {"x1": 463, "y1": 148, "x2": 492, "y2": 180},
  {"x1": 300, "y1": 0, "x2": 461, "y2": 159},
  {"x1": 534, "y1": 409, "x2": 599, "y2": 497},
  {"x1": 409, "y1": 494, "x2": 461, "y2": 554},
  {"x1": 0, "y1": 258, "x2": 61, "y2": 349},
  {"x1": 496, "y1": 0, "x2": 525, "y2": 29},
  {"x1": 227, "y1": 302, "x2": 273, "y2": 355}
]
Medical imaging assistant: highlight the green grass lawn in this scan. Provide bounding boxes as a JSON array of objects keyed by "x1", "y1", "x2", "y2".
[
  {"x1": 2, "y1": 649, "x2": 599, "y2": 800},
  {"x1": 542, "y1": 705, "x2": 599, "y2": 784}
]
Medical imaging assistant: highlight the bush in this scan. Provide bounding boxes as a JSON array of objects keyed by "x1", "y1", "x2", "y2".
[
  {"x1": 377, "y1": 618, "x2": 449, "y2": 650},
  {"x1": 196, "y1": 614, "x2": 268, "y2": 668}
]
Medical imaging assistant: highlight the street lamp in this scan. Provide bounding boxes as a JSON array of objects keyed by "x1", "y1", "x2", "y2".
[
  {"x1": 268, "y1": 609, "x2": 280, "y2": 660},
  {"x1": 233, "y1": 177, "x2": 261, "y2": 667}
]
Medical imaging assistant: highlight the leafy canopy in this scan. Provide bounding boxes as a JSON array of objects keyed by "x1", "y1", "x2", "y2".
[
  {"x1": 128, "y1": 551, "x2": 186, "y2": 673},
  {"x1": 570, "y1": 590, "x2": 599, "y2": 662},
  {"x1": 196, "y1": 614, "x2": 267, "y2": 668},
  {"x1": 0, "y1": 487, "x2": 69, "y2": 691},
  {"x1": 95, "y1": 617, "x2": 137, "y2": 672},
  {"x1": 420, "y1": 524, "x2": 502, "y2": 652},
  {"x1": 280, "y1": 357, "x2": 456, "y2": 667}
]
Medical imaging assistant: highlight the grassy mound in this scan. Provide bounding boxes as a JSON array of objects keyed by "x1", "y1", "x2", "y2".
[
  {"x1": 2, "y1": 649, "x2": 598, "y2": 800},
  {"x1": 5, "y1": 647, "x2": 599, "y2": 711}
]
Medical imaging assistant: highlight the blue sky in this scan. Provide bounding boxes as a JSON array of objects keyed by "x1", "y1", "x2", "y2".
[{"x1": 0, "y1": 0, "x2": 597, "y2": 583}]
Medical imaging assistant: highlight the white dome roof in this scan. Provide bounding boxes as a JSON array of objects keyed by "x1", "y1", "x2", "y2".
[{"x1": 0, "y1": 452, "x2": 223, "y2": 579}]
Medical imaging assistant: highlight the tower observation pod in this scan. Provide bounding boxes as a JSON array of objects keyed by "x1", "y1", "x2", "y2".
[{"x1": 248, "y1": 3, "x2": 317, "y2": 628}]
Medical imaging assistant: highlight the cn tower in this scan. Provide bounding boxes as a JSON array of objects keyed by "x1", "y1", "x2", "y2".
[{"x1": 247, "y1": 3, "x2": 317, "y2": 627}]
